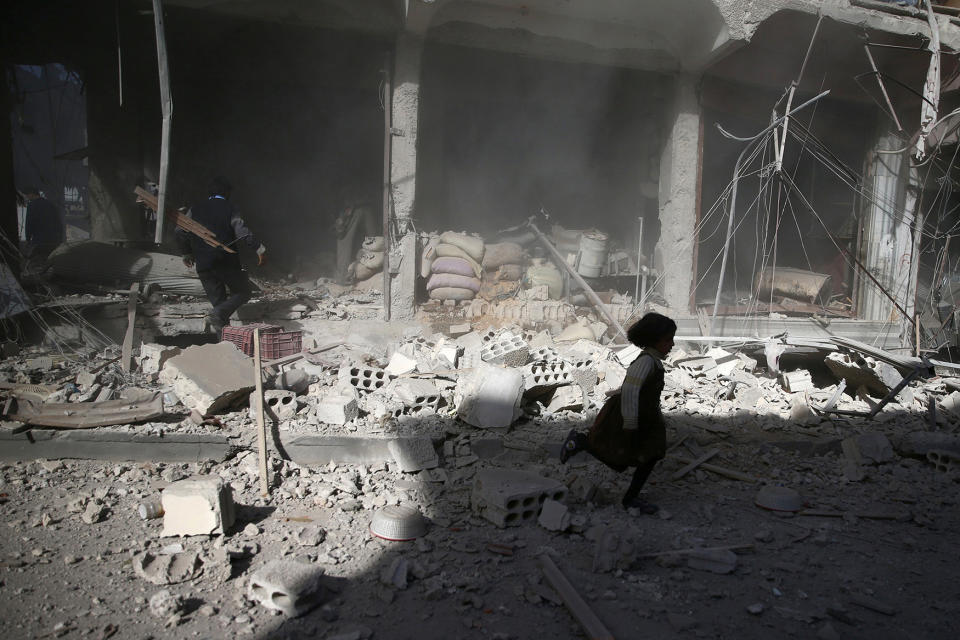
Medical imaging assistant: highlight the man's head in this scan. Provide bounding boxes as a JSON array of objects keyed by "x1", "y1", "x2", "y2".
[
  {"x1": 22, "y1": 186, "x2": 41, "y2": 200},
  {"x1": 209, "y1": 176, "x2": 232, "y2": 199}
]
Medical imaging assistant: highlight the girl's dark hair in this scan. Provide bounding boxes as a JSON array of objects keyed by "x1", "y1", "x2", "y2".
[{"x1": 627, "y1": 312, "x2": 677, "y2": 347}]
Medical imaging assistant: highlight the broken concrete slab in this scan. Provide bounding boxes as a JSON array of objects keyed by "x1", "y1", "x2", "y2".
[
  {"x1": 781, "y1": 369, "x2": 813, "y2": 393},
  {"x1": 161, "y1": 476, "x2": 235, "y2": 537},
  {"x1": 825, "y1": 351, "x2": 903, "y2": 397},
  {"x1": 387, "y1": 437, "x2": 439, "y2": 472},
  {"x1": 315, "y1": 394, "x2": 358, "y2": 425},
  {"x1": 158, "y1": 342, "x2": 254, "y2": 415},
  {"x1": 0, "y1": 429, "x2": 232, "y2": 463},
  {"x1": 248, "y1": 559, "x2": 325, "y2": 617},
  {"x1": 538, "y1": 499, "x2": 571, "y2": 532},
  {"x1": 10, "y1": 394, "x2": 165, "y2": 429},
  {"x1": 853, "y1": 432, "x2": 895, "y2": 464},
  {"x1": 138, "y1": 343, "x2": 182, "y2": 375},
  {"x1": 686, "y1": 548, "x2": 737, "y2": 574},
  {"x1": 454, "y1": 362, "x2": 524, "y2": 429},
  {"x1": 546, "y1": 385, "x2": 584, "y2": 413}
]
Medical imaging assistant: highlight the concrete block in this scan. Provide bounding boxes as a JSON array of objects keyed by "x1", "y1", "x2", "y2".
[
  {"x1": 471, "y1": 468, "x2": 567, "y2": 527},
  {"x1": 387, "y1": 437, "x2": 439, "y2": 472},
  {"x1": 250, "y1": 390, "x2": 297, "y2": 421},
  {"x1": 316, "y1": 394, "x2": 358, "y2": 425},
  {"x1": 338, "y1": 363, "x2": 391, "y2": 394},
  {"x1": 546, "y1": 385, "x2": 583, "y2": 413},
  {"x1": 538, "y1": 499, "x2": 570, "y2": 531},
  {"x1": 480, "y1": 331, "x2": 529, "y2": 367},
  {"x1": 523, "y1": 361, "x2": 573, "y2": 392},
  {"x1": 161, "y1": 476, "x2": 235, "y2": 537},
  {"x1": 158, "y1": 342, "x2": 254, "y2": 415},
  {"x1": 448, "y1": 323, "x2": 472, "y2": 337},
  {"x1": 528, "y1": 346, "x2": 562, "y2": 364},
  {"x1": 454, "y1": 362, "x2": 524, "y2": 428},
  {"x1": 385, "y1": 378, "x2": 441, "y2": 413},
  {"x1": 248, "y1": 559, "x2": 325, "y2": 617},
  {"x1": 706, "y1": 347, "x2": 743, "y2": 377},
  {"x1": 277, "y1": 369, "x2": 311, "y2": 394}
]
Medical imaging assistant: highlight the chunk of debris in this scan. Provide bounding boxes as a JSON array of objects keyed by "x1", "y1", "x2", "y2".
[
  {"x1": 387, "y1": 437, "x2": 439, "y2": 472},
  {"x1": 455, "y1": 362, "x2": 524, "y2": 429},
  {"x1": 472, "y1": 469, "x2": 567, "y2": 527},
  {"x1": 161, "y1": 476, "x2": 236, "y2": 537},
  {"x1": 315, "y1": 394, "x2": 358, "y2": 425},
  {"x1": 133, "y1": 550, "x2": 203, "y2": 585},
  {"x1": 538, "y1": 499, "x2": 571, "y2": 532},
  {"x1": 781, "y1": 369, "x2": 813, "y2": 393},
  {"x1": 158, "y1": 342, "x2": 254, "y2": 414},
  {"x1": 685, "y1": 548, "x2": 737, "y2": 574},
  {"x1": 138, "y1": 343, "x2": 182, "y2": 376},
  {"x1": 248, "y1": 560, "x2": 325, "y2": 617},
  {"x1": 148, "y1": 589, "x2": 183, "y2": 619},
  {"x1": 825, "y1": 351, "x2": 903, "y2": 397}
]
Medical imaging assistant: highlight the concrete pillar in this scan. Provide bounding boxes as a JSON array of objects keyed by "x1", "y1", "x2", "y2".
[
  {"x1": 857, "y1": 128, "x2": 915, "y2": 325},
  {"x1": 655, "y1": 75, "x2": 701, "y2": 313},
  {"x1": 387, "y1": 34, "x2": 424, "y2": 320}
]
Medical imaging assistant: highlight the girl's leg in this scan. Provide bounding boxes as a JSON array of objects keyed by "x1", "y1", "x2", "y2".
[{"x1": 622, "y1": 459, "x2": 658, "y2": 513}]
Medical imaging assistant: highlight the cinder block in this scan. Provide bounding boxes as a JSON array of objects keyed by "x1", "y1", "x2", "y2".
[
  {"x1": 480, "y1": 331, "x2": 529, "y2": 367},
  {"x1": 523, "y1": 361, "x2": 573, "y2": 392},
  {"x1": 780, "y1": 369, "x2": 813, "y2": 393},
  {"x1": 471, "y1": 468, "x2": 567, "y2": 527},
  {"x1": 385, "y1": 378, "x2": 441, "y2": 413},
  {"x1": 250, "y1": 389, "x2": 297, "y2": 421},
  {"x1": 161, "y1": 477, "x2": 235, "y2": 537},
  {"x1": 538, "y1": 499, "x2": 571, "y2": 531},
  {"x1": 248, "y1": 560, "x2": 325, "y2": 617},
  {"x1": 338, "y1": 364, "x2": 392, "y2": 393},
  {"x1": 315, "y1": 394, "x2": 358, "y2": 425}
]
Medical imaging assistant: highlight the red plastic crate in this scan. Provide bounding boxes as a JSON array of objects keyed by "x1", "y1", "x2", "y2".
[
  {"x1": 221, "y1": 323, "x2": 281, "y2": 356},
  {"x1": 259, "y1": 331, "x2": 303, "y2": 360}
]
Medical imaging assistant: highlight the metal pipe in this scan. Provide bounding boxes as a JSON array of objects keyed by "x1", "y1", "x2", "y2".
[
  {"x1": 526, "y1": 220, "x2": 628, "y2": 342},
  {"x1": 634, "y1": 216, "x2": 643, "y2": 303},
  {"x1": 151, "y1": 0, "x2": 172, "y2": 244}
]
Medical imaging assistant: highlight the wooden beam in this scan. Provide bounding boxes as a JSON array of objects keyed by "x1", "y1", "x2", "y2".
[
  {"x1": 667, "y1": 454, "x2": 758, "y2": 483},
  {"x1": 670, "y1": 448, "x2": 719, "y2": 481},
  {"x1": 121, "y1": 283, "x2": 139, "y2": 373},
  {"x1": 253, "y1": 329, "x2": 269, "y2": 497},
  {"x1": 539, "y1": 554, "x2": 614, "y2": 640}
]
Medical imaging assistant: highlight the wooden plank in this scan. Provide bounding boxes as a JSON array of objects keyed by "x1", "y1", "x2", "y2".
[
  {"x1": 539, "y1": 554, "x2": 614, "y2": 640},
  {"x1": 670, "y1": 448, "x2": 720, "y2": 481},
  {"x1": 253, "y1": 329, "x2": 269, "y2": 497},
  {"x1": 667, "y1": 454, "x2": 758, "y2": 483},
  {"x1": 135, "y1": 187, "x2": 236, "y2": 253},
  {"x1": 636, "y1": 543, "x2": 754, "y2": 559},
  {"x1": 121, "y1": 283, "x2": 139, "y2": 373},
  {"x1": 261, "y1": 341, "x2": 343, "y2": 369}
]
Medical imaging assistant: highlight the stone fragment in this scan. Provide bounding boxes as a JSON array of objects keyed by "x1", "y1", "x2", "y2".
[
  {"x1": 780, "y1": 369, "x2": 813, "y2": 393},
  {"x1": 854, "y1": 432, "x2": 895, "y2": 464},
  {"x1": 545, "y1": 385, "x2": 583, "y2": 413},
  {"x1": 276, "y1": 369, "x2": 311, "y2": 394},
  {"x1": 455, "y1": 362, "x2": 524, "y2": 429},
  {"x1": 746, "y1": 603, "x2": 766, "y2": 615},
  {"x1": 379, "y1": 557, "x2": 409, "y2": 589},
  {"x1": 824, "y1": 351, "x2": 902, "y2": 397},
  {"x1": 295, "y1": 526, "x2": 326, "y2": 547},
  {"x1": 133, "y1": 551, "x2": 203, "y2": 585},
  {"x1": 316, "y1": 394, "x2": 358, "y2": 425},
  {"x1": 158, "y1": 342, "x2": 254, "y2": 414},
  {"x1": 686, "y1": 548, "x2": 737, "y2": 574},
  {"x1": 384, "y1": 352, "x2": 418, "y2": 376},
  {"x1": 161, "y1": 477, "x2": 235, "y2": 537},
  {"x1": 387, "y1": 437, "x2": 439, "y2": 472},
  {"x1": 81, "y1": 500, "x2": 106, "y2": 524},
  {"x1": 248, "y1": 560, "x2": 325, "y2": 617},
  {"x1": 149, "y1": 589, "x2": 183, "y2": 618},
  {"x1": 592, "y1": 527, "x2": 636, "y2": 573},
  {"x1": 537, "y1": 499, "x2": 570, "y2": 532},
  {"x1": 138, "y1": 343, "x2": 182, "y2": 375}
]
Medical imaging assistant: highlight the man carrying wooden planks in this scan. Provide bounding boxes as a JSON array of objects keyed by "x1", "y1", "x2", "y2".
[{"x1": 175, "y1": 176, "x2": 267, "y2": 335}]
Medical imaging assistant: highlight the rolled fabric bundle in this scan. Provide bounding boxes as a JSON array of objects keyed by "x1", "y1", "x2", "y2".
[
  {"x1": 430, "y1": 256, "x2": 478, "y2": 278},
  {"x1": 439, "y1": 231, "x2": 485, "y2": 262},
  {"x1": 428, "y1": 286, "x2": 476, "y2": 301},
  {"x1": 426, "y1": 272, "x2": 482, "y2": 293},
  {"x1": 482, "y1": 242, "x2": 525, "y2": 269},
  {"x1": 357, "y1": 249, "x2": 384, "y2": 271},
  {"x1": 434, "y1": 244, "x2": 482, "y2": 276},
  {"x1": 493, "y1": 264, "x2": 523, "y2": 281},
  {"x1": 362, "y1": 236, "x2": 385, "y2": 252}
]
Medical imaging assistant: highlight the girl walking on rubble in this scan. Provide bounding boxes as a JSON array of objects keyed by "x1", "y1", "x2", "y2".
[{"x1": 560, "y1": 312, "x2": 676, "y2": 514}]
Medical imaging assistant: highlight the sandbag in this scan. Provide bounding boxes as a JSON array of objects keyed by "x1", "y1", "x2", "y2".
[
  {"x1": 421, "y1": 235, "x2": 440, "y2": 279},
  {"x1": 482, "y1": 242, "x2": 525, "y2": 269},
  {"x1": 426, "y1": 273, "x2": 482, "y2": 293},
  {"x1": 357, "y1": 249, "x2": 384, "y2": 271},
  {"x1": 493, "y1": 264, "x2": 523, "y2": 282},
  {"x1": 439, "y1": 231, "x2": 485, "y2": 262},
  {"x1": 431, "y1": 256, "x2": 478, "y2": 278},
  {"x1": 434, "y1": 244, "x2": 482, "y2": 276},
  {"x1": 354, "y1": 262, "x2": 377, "y2": 281},
  {"x1": 362, "y1": 236, "x2": 385, "y2": 252},
  {"x1": 428, "y1": 286, "x2": 476, "y2": 301}
]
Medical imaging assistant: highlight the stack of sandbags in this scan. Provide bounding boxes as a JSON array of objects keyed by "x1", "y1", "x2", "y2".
[
  {"x1": 351, "y1": 236, "x2": 385, "y2": 283},
  {"x1": 427, "y1": 231, "x2": 484, "y2": 301},
  {"x1": 479, "y1": 241, "x2": 526, "y2": 300}
]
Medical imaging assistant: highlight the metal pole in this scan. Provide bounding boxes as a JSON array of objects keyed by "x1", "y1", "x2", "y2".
[
  {"x1": 151, "y1": 0, "x2": 172, "y2": 244},
  {"x1": 634, "y1": 216, "x2": 643, "y2": 303},
  {"x1": 382, "y1": 51, "x2": 393, "y2": 320}
]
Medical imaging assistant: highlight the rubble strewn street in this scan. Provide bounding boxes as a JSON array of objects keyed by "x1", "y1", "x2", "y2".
[{"x1": 2, "y1": 285, "x2": 960, "y2": 639}]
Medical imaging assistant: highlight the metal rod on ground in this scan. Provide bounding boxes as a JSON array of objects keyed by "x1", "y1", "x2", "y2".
[
  {"x1": 526, "y1": 220, "x2": 628, "y2": 342},
  {"x1": 121, "y1": 283, "x2": 139, "y2": 373},
  {"x1": 634, "y1": 216, "x2": 643, "y2": 304},
  {"x1": 252, "y1": 329, "x2": 269, "y2": 497},
  {"x1": 151, "y1": 0, "x2": 172, "y2": 245},
  {"x1": 539, "y1": 554, "x2": 614, "y2": 640},
  {"x1": 382, "y1": 51, "x2": 393, "y2": 321}
]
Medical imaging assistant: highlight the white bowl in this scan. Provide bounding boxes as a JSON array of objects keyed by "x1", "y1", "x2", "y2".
[
  {"x1": 754, "y1": 486, "x2": 803, "y2": 512},
  {"x1": 369, "y1": 504, "x2": 427, "y2": 541}
]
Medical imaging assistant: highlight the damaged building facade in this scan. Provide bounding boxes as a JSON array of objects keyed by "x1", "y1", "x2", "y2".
[
  {"x1": 4, "y1": 1, "x2": 960, "y2": 639},
  {"x1": 5, "y1": 0, "x2": 960, "y2": 352}
]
